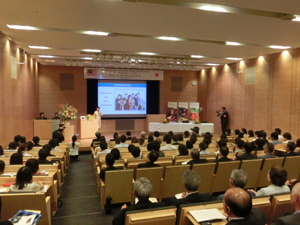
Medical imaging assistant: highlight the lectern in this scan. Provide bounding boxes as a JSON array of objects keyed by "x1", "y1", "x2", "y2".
[{"x1": 34, "y1": 120, "x2": 61, "y2": 139}]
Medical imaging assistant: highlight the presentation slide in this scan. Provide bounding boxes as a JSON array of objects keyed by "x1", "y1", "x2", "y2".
[{"x1": 98, "y1": 81, "x2": 147, "y2": 118}]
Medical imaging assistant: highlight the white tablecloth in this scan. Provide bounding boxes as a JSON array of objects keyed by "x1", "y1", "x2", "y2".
[{"x1": 149, "y1": 122, "x2": 214, "y2": 133}]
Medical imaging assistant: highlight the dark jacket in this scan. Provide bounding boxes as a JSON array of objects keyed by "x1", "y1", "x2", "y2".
[
  {"x1": 226, "y1": 208, "x2": 265, "y2": 225},
  {"x1": 236, "y1": 153, "x2": 257, "y2": 160},
  {"x1": 273, "y1": 212, "x2": 300, "y2": 225},
  {"x1": 52, "y1": 130, "x2": 65, "y2": 143},
  {"x1": 38, "y1": 159, "x2": 52, "y2": 165},
  {"x1": 282, "y1": 152, "x2": 298, "y2": 157},
  {"x1": 33, "y1": 144, "x2": 42, "y2": 147},
  {"x1": 220, "y1": 111, "x2": 229, "y2": 125},
  {"x1": 187, "y1": 158, "x2": 207, "y2": 165},
  {"x1": 168, "y1": 192, "x2": 212, "y2": 209},
  {"x1": 91, "y1": 138, "x2": 101, "y2": 147},
  {"x1": 214, "y1": 157, "x2": 233, "y2": 163},
  {"x1": 137, "y1": 162, "x2": 160, "y2": 168}
]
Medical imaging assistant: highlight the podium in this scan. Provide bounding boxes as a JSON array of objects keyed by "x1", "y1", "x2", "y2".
[
  {"x1": 34, "y1": 120, "x2": 61, "y2": 139},
  {"x1": 80, "y1": 119, "x2": 98, "y2": 139}
]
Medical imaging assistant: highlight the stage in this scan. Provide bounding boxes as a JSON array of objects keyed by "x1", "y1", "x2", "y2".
[{"x1": 149, "y1": 122, "x2": 214, "y2": 133}]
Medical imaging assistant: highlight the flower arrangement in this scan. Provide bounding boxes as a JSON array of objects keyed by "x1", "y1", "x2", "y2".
[
  {"x1": 58, "y1": 104, "x2": 78, "y2": 121},
  {"x1": 163, "y1": 118, "x2": 169, "y2": 124},
  {"x1": 193, "y1": 119, "x2": 201, "y2": 124},
  {"x1": 86, "y1": 114, "x2": 95, "y2": 120}
]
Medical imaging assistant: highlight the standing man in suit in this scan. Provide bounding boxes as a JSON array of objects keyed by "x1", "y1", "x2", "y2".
[
  {"x1": 223, "y1": 187, "x2": 265, "y2": 225},
  {"x1": 217, "y1": 107, "x2": 229, "y2": 134}
]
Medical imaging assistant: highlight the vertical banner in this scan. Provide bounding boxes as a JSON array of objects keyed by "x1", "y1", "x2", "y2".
[
  {"x1": 190, "y1": 102, "x2": 200, "y2": 121},
  {"x1": 178, "y1": 102, "x2": 189, "y2": 123},
  {"x1": 167, "y1": 102, "x2": 178, "y2": 122}
]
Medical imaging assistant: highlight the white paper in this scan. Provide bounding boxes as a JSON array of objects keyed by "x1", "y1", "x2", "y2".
[
  {"x1": 0, "y1": 188, "x2": 7, "y2": 192},
  {"x1": 3, "y1": 172, "x2": 16, "y2": 176},
  {"x1": 13, "y1": 215, "x2": 36, "y2": 225},
  {"x1": 175, "y1": 193, "x2": 184, "y2": 199},
  {"x1": 135, "y1": 197, "x2": 157, "y2": 204},
  {"x1": 181, "y1": 161, "x2": 188, "y2": 165},
  {"x1": 37, "y1": 185, "x2": 48, "y2": 193},
  {"x1": 189, "y1": 208, "x2": 226, "y2": 222}
]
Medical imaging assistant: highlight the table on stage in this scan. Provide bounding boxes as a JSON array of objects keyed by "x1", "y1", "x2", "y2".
[{"x1": 149, "y1": 122, "x2": 214, "y2": 133}]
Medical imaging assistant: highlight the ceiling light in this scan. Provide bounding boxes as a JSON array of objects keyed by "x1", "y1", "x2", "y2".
[
  {"x1": 83, "y1": 57, "x2": 93, "y2": 60},
  {"x1": 38, "y1": 55, "x2": 54, "y2": 58},
  {"x1": 7, "y1": 24, "x2": 37, "y2": 30},
  {"x1": 200, "y1": 5, "x2": 227, "y2": 13},
  {"x1": 83, "y1": 49, "x2": 101, "y2": 53},
  {"x1": 206, "y1": 63, "x2": 219, "y2": 66},
  {"x1": 227, "y1": 57, "x2": 243, "y2": 60},
  {"x1": 29, "y1": 46, "x2": 50, "y2": 49},
  {"x1": 292, "y1": 16, "x2": 300, "y2": 22},
  {"x1": 191, "y1": 55, "x2": 203, "y2": 58},
  {"x1": 83, "y1": 31, "x2": 109, "y2": 36},
  {"x1": 269, "y1": 45, "x2": 291, "y2": 49},
  {"x1": 78, "y1": 61, "x2": 83, "y2": 66},
  {"x1": 226, "y1": 42, "x2": 241, "y2": 46},
  {"x1": 139, "y1": 52, "x2": 155, "y2": 55},
  {"x1": 158, "y1": 36, "x2": 180, "y2": 41}
]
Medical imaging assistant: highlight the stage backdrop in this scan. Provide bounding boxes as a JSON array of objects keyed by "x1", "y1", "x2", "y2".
[
  {"x1": 190, "y1": 102, "x2": 200, "y2": 122},
  {"x1": 167, "y1": 102, "x2": 178, "y2": 122},
  {"x1": 178, "y1": 102, "x2": 189, "y2": 122}
]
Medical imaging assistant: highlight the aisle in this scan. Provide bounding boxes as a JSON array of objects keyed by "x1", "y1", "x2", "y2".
[{"x1": 52, "y1": 153, "x2": 114, "y2": 225}]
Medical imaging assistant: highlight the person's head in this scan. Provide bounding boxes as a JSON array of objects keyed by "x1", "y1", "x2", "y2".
[
  {"x1": 238, "y1": 133, "x2": 244, "y2": 138},
  {"x1": 192, "y1": 127, "x2": 199, "y2": 135},
  {"x1": 242, "y1": 143, "x2": 253, "y2": 153},
  {"x1": 152, "y1": 141, "x2": 161, "y2": 151},
  {"x1": 38, "y1": 149, "x2": 49, "y2": 160},
  {"x1": 14, "y1": 135, "x2": 22, "y2": 143},
  {"x1": 105, "y1": 153, "x2": 115, "y2": 167},
  {"x1": 287, "y1": 142, "x2": 296, "y2": 152},
  {"x1": 165, "y1": 134, "x2": 172, "y2": 144},
  {"x1": 134, "y1": 177, "x2": 153, "y2": 200},
  {"x1": 268, "y1": 166, "x2": 287, "y2": 186},
  {"x1": 178, "y1": 145, "x2": 188, "y2": 156},
  {"x1": 260, "y1": 131, "x2": 267, "y2": 139},
  {"x1": 0, "y1": 160, "x2": 5, "y2": 174},
  {"x1": 275, "y1": 128, "x2": 282, "y2": 135},
  {"x1": 191, "y1": 149, "x2": 200, "y2": 160},
  {"x1": 8, "y1": 142, "x2": 18, "y2": 150},
  {"x1": 72, "y1": 135, "x2": 77, "y2": 143},
  {"x1": 54, "y1": 112, "x2": 59, "y2": 118},
  {"x1": 141, "y1": 131, "x2": 146, "y2": 138},
  {"x1": 190, "y1": 135, "x2": 197, "y2": 144},
  {"x1": 18, "y1": 143, "x2": 28, "y2": 153},
  {"x1": 148, "y1": 150, "x2": 159, "y2": 163},
  {"x1": 39, "y1": 112, "x2": 45, "y2": 118},
  {"x1": 156, "y1": 137, "x2": 163, "y2": 144},
  {"x1": 230, "y1": 169, "x2": 248, "y2": 189},
  {"x1": 20, "y1": 136, "x2": 26, "y2": 144},
  {"x1": 255, "y1": 138, "x2": 265, "y2": 148},
  {"x1": 131, "y1": 147, "x2": 141, "y2": 158},
  {"x1": 153, "y1": 131, "x2": 160, "y2": 138},
  {"x1": 203, "y1": 138, "x2": 211, "y2": 146},
  {"x1": 172, "y1": 135, "x2": 179, "y2": 143},
  {"x1": 168, "y1": 131, "x2": 173, "y2": 137},
  {"x1": 26, "y1": 142, "x2": 34, "y2": 151},
  {"x1": 43, "y1": 144, "x2": 52, "y2": 151},
  {"x1": 241, "y1": 128, "x2": 247, "y2": 134},
  {"x1": 182, "y1": 170, "x2": 201, "y2": 192},
  {"x1": 15, "y1": 166, "x2": 33, "y2": 190},
  {"x1": 236, "y1": 140, "x2": 244, "y2": 149},
  {"x1": 49, "y1": 139, "x2": 58, "y2": 148},
  {"x1": 120, "y1": 135, "x2": 126, "y2": 143},
  {"x1": 10, "y1": 153, "x2": 23, "y2": 165},
  {"x1": 283, "y1": 132, "x2": 292, "y2": 141},
  {"x1": 128, "y1": 144, "x2": 135, "y2": 153},
  {"x1": 220, "y1": 146, "x2": 229, "y2": 157},
  {"x1": 148, "y1": 135, "x2": 154, "y2": 143},
  {"x1": 199, "y1": 142, "x2": 208, "y2": 151},
  {"x1": 139, "y1": 138, "x2": 145, "y2": 146},
  {"x1": 113, "y1": 132, "x2": 118, "y2": 139},
  {"x1": 115, "y1": 136, "x2": 121, "y2": 144},
  {"x1": 186, "y1": 140, "x2": 193, "y2": 149},
  {"x1": 100, "y1": 141, "x2": 108, "y2": 151},
  {"x1": 255, "y1": 131, "x2": 262, "y2": 138},
  {"x1": 223, "y1": 187, "x2": 252, "y2": 218},
  {"x1": 0, "y1": 146, "x2": 3, "y2": 155},
  {"x1": 184, "y1": 131, "x2": 190, "y2": 138},
  {"x1": 25, "y1": 159, "x2": 39, "y2": 174},
  {"x1": 126, "y1": 131, "x2": 131, "y2": 137},
  {"x1": 96, "y1": 106, "x2": 100, "y2": 111},
  {"x1": 248, "y1": 130, "x2": 254, "y2": 137},
  {"x1": 270, "y1": 132, "x2": 279, "y2": 140},
  {"x1": 131, "y1": 136, "x2": 138, "y2": 143},
  {"x1": 221, "y1": 106, "x2": 226, "y2": 112},
  {"x1": 234, "y1": 129, "x2": 240, "y2": 135},
  {"x1": 296, "y1": 139, "x2": 300, "y2": 148},
  {"x1": 290, "y1": 182, "x2": 300, "y2": 210},
  {"x1": 220, "y1": 134, "x2": 228, "y2": 142},
  {"x1": 217, "y1": 139, "x2": 227, "y2": 149},
  {"x1": 264, "y1": 143, "x2": 274, "y2": 154},
  {"x1": 110, "y1": 148, "x2": 120, "y2": 160},
  {"x1": 95, "y1": 131, "x2": 101, "y2": 139},
  {"x1": 178, "y1": 133, "x2": 183, "y2": 142},
  {"x1": 147, "y1": 142, "x2": 153, "y2": 151}
]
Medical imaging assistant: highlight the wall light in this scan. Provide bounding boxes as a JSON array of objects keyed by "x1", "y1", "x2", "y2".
[
  {"x1": 226, "y1": 42, "x2": 241, "y2": 46},
  {"x1": 139, "y1": 52, "x2": 155, "y2": 55},
  {"x1": 227, "y1": 57, "x2": 243, "y2": 60},
  {"x1": 83, "y1": 49, "x2": 102, "y2": 53},
  {"x1": 7, "y1": 24, "x2": 37, "y2": 30},
  {"x1": 191, "y1": 55, "x2": 203, "y2": 58},
  {"x1": 269, "y1": 45, "x2": 291, "y2": 49},
  {"x1": 158, "y1": 36, "x2": 180, "y2": 41},
  {"x1": 83, "y1": 31, "x2": 109, "y2": 36},
  {"x1": 38, "y1": 55, "x2": 54, "y2": 58},
  {"x1": 200, "y1": 5, "x2": 227, "y2": 13},
  {"x1": 29, "y1": 46, "x2": 50, "y2": 49}
]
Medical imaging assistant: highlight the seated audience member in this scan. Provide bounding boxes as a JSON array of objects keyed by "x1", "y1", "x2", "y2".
[
  {"x1": 215, "y1": 139, "x2": 227, "y2": 155},
  {"x1": 32, "y1": 136, "x2": 41, "y2": 147},
  {"x1": 241, "y1": 128, "x2": 247, "y2": 135},
  {"x1": 168, "y1": 170, "x2": 211, "y2": 209},
  {"x1": 127, "y1": 144, "x2": 135, "y2": 153},
  {"x1": 25, "y1": 159, "x2": 39, "y2": 174},
  {"x1": 191, "y1": 127, "x2": 201, "y2": 137},
  {"x1": 69, "y1": 135, "x2": 80, "y2": 161},
  {"x1": 18, "y1": 143, "x2": 32, "y2": 157},
  {"x1": 223, "y1": 187, "x2": 266, "y2": 225},
  {"x1": 126, "y1": 131, "x2": 132, "y2": 140},
  {"x1": 236, "y1": 143, "x2": 257, "y2": 160},
  {"x1": 20, "y1": 136, "x2": 26, "y2": 144},
  {"x1": 248, "y1": 129, "x2": 254, "y2": 138},
  {"x1": 190, "y1": 134, "x2": 197, "y2": 145},
  {"x1": 172, "y1": 135, "x2": 180, "y2": 145},
  {"x1": 258, "y1": 143, "x2": 277, "y2": 159},
  {"x1": 13, "y1": 135, "x2": 22, "y2": 147},
  {"x1": 91, "y1": 131, "x2": 101, "y2": 147},
  {"x1": 217, "y1": 169, "x2": 255, "y2": 200},
  {"x1": 52, "y1": 112, "x2": 60, "y2": 120},
  {"x1": 275, "y1": 128, "x2": 284, "y2": 139},
  {"x1": 0, "y1": 160, "x2": 5, "y2": 175},
  {"x1": 295, "y1": 139, "x2": 300, "y2": 153},
  {"x1": 204, "y1": 132, "x2": 212, "y2": 140},
  {"x1": 147, "y1": 142, "x2": 153, "y2": 151},
  {"x1": 10, "y1": 153, "x2": 23, "y2": 165},
  {"x1": 178, "y1": 133, "x2": 184, "y2": 142},
  {"x1": 110, "y1": 148, "x2": 121, "y2": 160},
  {"x1": 112, "y1": 177, "x2": 165, "y2": 225},
  {"x1": 281, "y1": 142, "x2": 298, "y2": 157},
  {"x1": 203, "y1": 138, "x2": 211, "y2": 146},
  {"x1": 178, "y1": 145, "x2": 189, "y2": 156},
  {"x1": 43, "y1": 144, "x2": 55, "y2": 156},
  {"x1": 115, "y1": 135, "x2": 129, "y2": 148},
  {"x1": 184, "y1": 130, "x2": 190, "y2": 138},
  {"x1": 52, "y1": 128, "x2": 65, "y2": 143},
  {"x1": 270, "y1": 132, "x2": 281, "y2": 145},
  {"x1": 156, "y1": 137, "x2": 162, "y2": 144},
  {"x1": 114, "y1": 136, "x2": 121, "y2": 145},
  {"x1": 140, "y1": 131, "x2": 147, "y2": 139},
  {"x1": 215, "y1": 147, "x2": 233, "y2": 162},
  {"x1": 152, "y1": 141, "x2": 165, "y2": 157},
  {"x1": 0, "y1": 146, "x2": 3, "y2": 156},
  {"x1": 220, "y1": 133, "x2": 229, "y2": 142},
  {"x1": 226, "y1": 129, "x2": 231, "y2": 136},
  {"x1": 137, "y1": 151, "x2": 160, "y2": 168},
  {"x1": 273, "y1": 182, "x2": 300, "y2": 225},
  {"x1": 26, "y1": 142, "x2": 34, "y2": 151},
  {"x1": 234, "y1": 129, "x2": 240, "y2": 137},
  {"x1": 234, "y1": 140, "x2": 244, "y2": 153},
  {"x1": 153, "y1": 131, "x2": 160, "y2": 140},
  {"x1": 238, "y1": 133, "x2": 244, "y2": 139},
  {"x1": 187, "y1": 149, "x2": 207, "y2": 165},
  {"x1": 38, "y1": 112, "x2": 47, "y2": 120},
  {"x1": 168, "y1": 131, "x2": 174, "y2": 137},
  {"x1": 110, "y1": 132, "x2": 118, "y2": 142},
  {"x1": 94, "y1": 142, "x2": 111, "y2": 159},
  {"x1": 199, "y1": 142, "x2": 210, "y2": 155},
  {"x1": 49, "y1": 139, "x2": 60, "y2": 151},
  {"x1": 253, "y1": 138, "x2": 265, "y2": 151},
  {"x1": 100, "y1": 153, "x2": 123, "y2": 182},
  {"x1": 160, "y1": 134, "x2": 177, "y2": 151},
  {"x1": 38, "y1": 149, "x2": 52, "y2": 164},
  {"x1": 139, "y1": 138, "x2": 145, "y2": 147},
  {"x1": 186, "y1": 140, "x2": 194, "y2": 150},
  {"x1": 5, "y1": 142, "x2": 18, "y2": 152},
  {"x1": 249, "y1": 166, "x2": 290, "y2": 197},
  {"x1": 9, "y1": 166, "x2": 44, "y2": 192},
  {"x1": 282, "y1": 132, "x2": 292, "y2": 143},
  {"x1": 131, "y1": 147, "x2": 141, "y2": 158},
  {"x1": 131, "y1": 136, "x2": 138, "y2": 143}
]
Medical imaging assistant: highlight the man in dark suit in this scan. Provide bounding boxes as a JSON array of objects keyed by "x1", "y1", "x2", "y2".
[
  {"x1": 37, "y1": 149, "x2": 52, "y2": 164},
  {"x1": 91, "y1": 131, "x2": 101, "y2": 147},
  {"x1": 52, "y1": 128, "x2": 65, "y2": 143},
  {"x1": 187, "y1": 149, "x2": 207, "y2": 165},
  {"x1": 52, "y1": 112, "x2": 60, "y2": 120},
  {"x1": 137, "y1": 151, "x2": 160, "y2": 168},
  {"x1": 112, "y1": 177, "x2": 165, "y2": 225},
  {"x1": 100, "y1": 153, "x2": 123, "y2": 182},
  {"x1": 272, "y1": 182, "x2": 300, "y2": 225},
  {"x1": 126, "y1": 131, "x2": 132, "y2": 140},
  {"x1": 281, "y1": 142, "x2": 298, "y2": 157},
  {"x1": 236, "y1": 143, "x2": 257, "y2": 160},
  {"x1": 38, "y1": 112, "x2": 47, "y2": 120},
  {"x1": 217, "y1": 107, "x2": 229, "y2": 134},
  {"x1": 223, "y1": 187, "x2": 265, "y2": 225},
  {"x1": 215, "y1": 146, "x2": 233, "y2": 162}
]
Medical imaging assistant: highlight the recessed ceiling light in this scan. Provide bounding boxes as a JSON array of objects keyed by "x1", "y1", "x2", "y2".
[
  {"x1": 226, "y1": 42, "x2": 241, "y2": 46},
  {"x1": 83, "y1": 57, "x2": 93, "y2": 60},
  {"x1": 191, "y1": 55, "x2": 203, "y2": 58},
  {"x1": 38, "y1": 55, "x2": 54, "y2": 58},
  {"x1": 83, "y1": 31, "x2": 109, "y2": 36},
  {"x1": 158, "y1": 36, "x2": 180, "y2": 41},
  {"x1": 29, "y1": 46, "x2": 50, "y2": 49},
  {"x1": 200, "y1": 5, "x2": 227, "y2": 13},
  {"x1": 292, "y1": 17, "x2": 300, "y2": 22},
  {"x1": 227, "y1": 57, "x2": 243, "y2": 60},
  {"x1": 206, "y1": 63, "x2": 219, "y2": 66},
  {"x1": 139, "y1": 52, "x2": 155, "y2": 55},
  {"x1": 269, "y1": 45, "x2": 291, "y2": 49},
  {"x1": 83, "y1": 49, "x2": 102, "y2": 53},
  {"x1": 7, "y1": 24, "x2": 37, "y2": 30}
]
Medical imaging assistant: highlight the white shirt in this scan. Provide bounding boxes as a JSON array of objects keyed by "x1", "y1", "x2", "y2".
[
  {"x1": 278, "y1": 135, "x2": 284, "y2": 139},
  {"x1": 115, "y1": 143, "x2": 129, "y2": 148},
  {"x1": 9, "y1": 182, "x2": 41, "y2": 192},
  {"x1": 4, "y1": 149, "x2": 17, "y2": 152},
  {"x1": 160, "y1": 144, "x2": 177, "y2": 151},
  {"x1": 22, "y1": 152, "x2": 32, "y2": 157},
  {"x1": 282, "y1": 140, "x2": 293, "y2": 143},
  {"x1": 94, "y1": 149, "x2": 111, "y2": 159},
  {"x1": 200, "y1": 150, "x2": 210, "y2": 155},
  {"x1": 256, "y1": 184, "x2": 290, "y2": 197},
  {"x1": 69, "y1": 142, "x2": 80, "y2": 156}
]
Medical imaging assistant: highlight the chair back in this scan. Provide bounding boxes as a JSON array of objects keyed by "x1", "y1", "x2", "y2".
[
  {"x1": 239, "y1": 159, "x2": 263, "y2": 189},
  {"x1": 282, "y1": 156, "x2": 300, "y2": 180},
  {"x1": 192, "y1": 163, "x2": 216, "y2": 194}
]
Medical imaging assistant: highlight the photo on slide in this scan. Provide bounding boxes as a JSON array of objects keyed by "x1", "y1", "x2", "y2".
[{"x1": 114, "y1": 89, "x2": 146, "y2": 111}]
